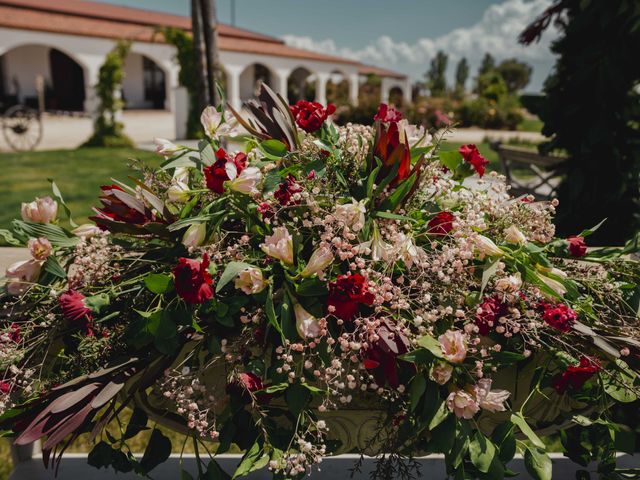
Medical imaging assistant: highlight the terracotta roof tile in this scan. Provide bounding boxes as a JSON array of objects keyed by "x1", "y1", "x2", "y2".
[{"x1": 0, "y1": 0, "x2": 406, "y2": 78}]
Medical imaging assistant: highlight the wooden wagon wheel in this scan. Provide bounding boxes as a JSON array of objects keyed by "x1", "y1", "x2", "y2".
[{"x1": 2, "y1": 105, "x2": 43, "y2": 152}]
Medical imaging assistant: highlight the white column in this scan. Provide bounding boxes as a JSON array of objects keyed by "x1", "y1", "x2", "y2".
[
  {"x1": 274, "y1": 68, "x2": 291, "y2": 104},
  {"x1": 348, "y1": 73, "x2": 359, "y2": 106},
  {"x1": 226, "y1": 66, "x2": 243, "y2": 111},
  {"x1": 315, "y1": 72, "x2": 329, "y2": 106},
  {"x1": 380, "y1": 77, "x2": 391, "y2": 105},
  {"x1": 403, "y1": 79, "x2": 412, "y2": 105},
  {"x1": 79, "y1": 57, "x2": 103, "y2": 117}
]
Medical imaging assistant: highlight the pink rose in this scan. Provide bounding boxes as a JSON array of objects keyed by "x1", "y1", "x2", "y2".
[
  {"x1": 21, "y1": 197, "x2": 58, "y2": 223},
  {"x1": 447, "y1": 389, "x2": 480, "y2": 419},
  {"x1": 474, "y1": 378, "x2": 510, "y2": 413},
  {"x1": 5, "y1": 259, "x2": 42, "y2": 295},
  {"x1": 438, "y1": 330, "x2": 467, "y2": 363},
  {"x1": 432, "y1": 361, "x2": 454, "y2": 385}
]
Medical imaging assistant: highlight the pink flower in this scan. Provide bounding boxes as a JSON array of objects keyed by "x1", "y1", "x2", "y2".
[
  {"x1": 374, "y1": 104, "x2": 403, "y2": 123},
  {"x1": 260, "y1": 227, "x2": 294, "y2": 265},
  {"x1": 5, "y1": 259, "x2": 42, "y2": 295},
  {"x1": 438, "y1": 330, "x2": 467, "y2": 363},
  {"x1": 567, "y1": 236, "x2": 587, "y2": 257},
  {"x1": 27, "y1": 237, "x2": 52, "y2": 261},
  {"x1": 21, "y1": 197, "x2": 58, "y2": 223},
  {"x1": 293, "y1": 302, "x2": 321, "y2": 339},
  {"x1": 234, "y1": 267, "x2": 267, "y2": 295},
  {"x1": 474, "y1": 378, "x2": 510, "y2": 413},
  {"x1": 447, "y1": 389, "x2": 480, "y2": 419},
  {"x1": 432, "y1": 361, "x2": 453, "y2": 385}
]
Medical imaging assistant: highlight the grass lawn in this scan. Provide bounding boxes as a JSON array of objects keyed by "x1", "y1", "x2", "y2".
[
  {"x1": 517, "y1": 116, "x2": 544, "y2": 133},
  {"x1": 0, "y1": 148, "x2": 161, "y2": 231},
  {"x1": 0, "y1": 143, "x2": 509, "y2": 234}
]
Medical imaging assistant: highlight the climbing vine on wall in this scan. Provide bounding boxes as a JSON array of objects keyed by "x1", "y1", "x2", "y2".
[{"x1": 84, "y1": 40, "x2": 134, "y2": 147}]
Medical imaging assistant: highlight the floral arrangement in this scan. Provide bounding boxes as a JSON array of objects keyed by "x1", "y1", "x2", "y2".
[{"x1": 1, "y1": 85, "x2": 639, "y2": 480}]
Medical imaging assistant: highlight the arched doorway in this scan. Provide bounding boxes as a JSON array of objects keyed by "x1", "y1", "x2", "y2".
[
  {"x1": 239, "y1": 63, "x2": 273, "y2": 102},
  {"x1": 287, "y1": 67, "x2": 315, "y2": 104},
  {"x1": 122, "y1": 53, "x2": 166, "y2": 110},
  {"x1": 326, "y1": 70, "x2": 350, "y2": 105},
  {"x1": 389, "y1": 86, "x2": 404, "y2": 108},
  {"x1": 0, "y1": 44, "x2": 86, "y2": 111}
]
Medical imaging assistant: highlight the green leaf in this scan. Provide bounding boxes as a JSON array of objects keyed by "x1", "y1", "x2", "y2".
[
  {"x1": 417, "y1": 335, "x2": 444, "y2": 358},
  {"x1": 123, "y1": 407, "x2": 148, "y2": 440},
  {"x1": 206, "y1": 459, "x2": 231, "y2": 480},
  {"x1": 232, "y1": 441, "x2": 262, "y2": 479},
  {"x1": 199, "y1": 141, "x2": 216, "y2": 166},
  {"x1": 511, "y1": 413, "x2": 545, "y2": 449},
  {"x1": 43, "y1": 256, "x2": 67, "y2": 279},
  {"x1": 578, "y1": 218, "x2": 606, "y2": 238},
  {"x1": 48, "y1": 179, "x2": 78, "y2": 227},
  {"x1": 439, "y1": 150, "x2": 463, "y2": 171},
  {"x1": 480, "y1": 258, "x2": 500, "y2": 295},
  {"x1": 372, "y1": 211, "x2": 417, "y2": 222},
  {"x1": 378, "y1": 172, "x2": 417, "y2": 212},
  {"x1": 140, "y1": 429, "x2": 171, "y2": 474},
  {"x1": 524, "y1": 446, "x2": 552, "y2": 480},
  {"x1": 11, "y1": 220, "x2": 78, "y2": 247},
  {"x1": 154, "y1": 314, "x2": 179, "y2": 354},
  {"x1": 180, "y1": 469, "x2": 195, "y2": 480},
  {"x1": 85, "y1": 293, "x2": 110, "y2": 313},
  {"x1": 0, "y1": 229, "x2": 21, "y2": 246},
  {"x1": 87, "y1": 441, "x2": 113, "y2": 469},
  {"x1": 295, "y1": 278, "x2": 328, "y2": 297},
  {"x1": 260, "y1": 139, "x2": 288, "y2": 159},
  {"x1": 265, "y1": 285, "x2": 284, "y2": 340},
  {"x1": 144, "y1": 273, "x2": 172, "y2": 294},
  {"x1": 428, "y1": 400, "x2": 450, "y2": 430},
  {"x1": 409, "y1": 374, "x2": 427, "y2": 412},
  {"x1": 285, "y1": 383, "x2": 311, "y2": 416},
  {"x1": 216, "y1": 262, "x2": 255, "y2": 294},
  {"x1": 469, "y1": 432, "x2": 496, "y2": 473}
]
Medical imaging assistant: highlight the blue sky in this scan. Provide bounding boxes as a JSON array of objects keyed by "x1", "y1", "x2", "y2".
[{"x1": 103, "y1": 0, "x2": 557, "y2": 92}]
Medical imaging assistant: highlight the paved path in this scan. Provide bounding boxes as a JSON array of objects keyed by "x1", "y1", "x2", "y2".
[
  {"x1": 439, "y1": 127, "x2": 545, "y2": 144},
  {"x1": 0, "y1": 247, "x2": 28, "y2": 273},
  {"x1": 0, "y1": 111, "x2": 175, "y2": 152}
]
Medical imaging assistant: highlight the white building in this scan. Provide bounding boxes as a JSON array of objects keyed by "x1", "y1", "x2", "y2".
[{"x1": 0, "y1": 0, "x2": 410, "y2": 136}]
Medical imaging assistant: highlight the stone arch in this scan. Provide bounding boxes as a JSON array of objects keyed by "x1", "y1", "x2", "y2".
[
  {"x1": 388, "y1": 86, "x2": 404, "y2": 108},
  {"x1": 239, "y1": 63, "x2": 275, "y2": 102},
  {"x1": 326, "y1": 69, "x2": 350, "y2": 105},
  {"x1": 122, "y1": 52, "x2": 168, "y2": 110},
  {"x1": 0, "y1": 43, "x2": 87, "y2": 111},
  {"x1": 287, "y1": 66, "x2": 316, "y2": 103}
]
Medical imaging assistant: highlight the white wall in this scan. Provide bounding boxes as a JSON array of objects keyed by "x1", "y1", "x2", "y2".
[{"x1": 1, "y1": 45, "x2": 51, "y2": 102}]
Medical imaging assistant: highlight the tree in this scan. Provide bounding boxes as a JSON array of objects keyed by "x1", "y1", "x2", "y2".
[
  {"x1": 454, "y1": 58, "x2": 469, "y2": 95},
  {"x1": 521, "y1": 0, "x2": 640, "y2": 244},
  {"x1": 191, "y1": 0, "x2": 219, "y2": 114},
  {"x1": 476, "y1": 71, "x2": 508, "y2": 102},
  {"x1": 426, "y1": 51, "x2": 448, "y2": 97},
  {"x1": 496, "y1": 58, "x2": 532, "y2": 93},
  {"x1": 478, "y1": 53, "x2": 496, "y2": 76}
]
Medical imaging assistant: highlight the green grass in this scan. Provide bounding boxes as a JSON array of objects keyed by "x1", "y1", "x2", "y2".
[
  {"x1": 0, "y1": 148, "x2": 161, "y2": 231},
  {"x1": 517, "y1": 117, "x2": 544, "y2": 133}
]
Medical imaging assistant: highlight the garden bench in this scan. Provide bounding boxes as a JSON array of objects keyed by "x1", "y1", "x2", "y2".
[{"x1": 490, "y1": 142, "x2": 566, "y2": 199}]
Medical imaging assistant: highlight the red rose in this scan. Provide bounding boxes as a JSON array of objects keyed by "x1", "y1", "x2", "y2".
[
  {"x1": 273, "y1": 174, "x2": 302, "y2": 206},
  {"x1": 428, "y1": 211, "x2": 455, "y2": 235},
  {"x1": 91, "y1": 184, "x2": 152, "y2": 229},
  {"x1": 203, "y1": 148, "x2": 248, "y2": 194},
  {"x1": 541, "y1": 303, "x2": 577, "y2": 333},
  {"x1": 475, "y1": 295, "x2": 509, "y2": 335},
  {"x1": 59, "y1": 290, "x2": 94, "y2": 335},
  {"x1": 226, "y1": 372, "x2": 271, "y2": 404},
  {"x1": 361, "y1": 320, "x2": 414, "y2": 388},
  {"x1": 0, "y1": 381, "x2": 11, "y2": 394},
  {"x1": 459, "y1": 144, "x2": 489, "y2": 178},
  {"x1": 373, "y1": 121, "x2": 411, "y2": 186},
  {"x1": 327, "y1": 273, "x2": 375, "y2": 321},
  {"x1": 8, "y1": 323, "x2": 21, "y2": 343},
  {"x1": 257, "y1": 202, "x2": 274, "y2": 219},
  {"x1": 172, "y1": 254, "x2": 214, "y2": 304},
  {"x1": 289, "y1": 100, "x2": 336, "y2": 133},
  {"x1": 373, "y1": 103, "x2": 403, "y2": 123},
  {"x1": 567, "y1": 236, "x2": 587, "y2": 257},
  {"x1": 60, "y1": 290, "x2": 93, "y2": 322},
  {"x1": 553, "y1": 356, "x2": 601, "y2": 393}
]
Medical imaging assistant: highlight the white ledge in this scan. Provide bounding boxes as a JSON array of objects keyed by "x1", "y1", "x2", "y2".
[{"x1": 9, "y1": 453, "x2": 640, "y2": 479}]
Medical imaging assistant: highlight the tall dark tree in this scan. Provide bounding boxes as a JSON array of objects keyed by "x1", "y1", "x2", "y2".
[
  {"x1": 496, "y1": 58, "x2": 532, "y2": 93},
  {"x1": 478, "y1": 53, "x2": 496, "y2": 76},
  {"x1": 521, "y1": 0, "x2": 640, "y2": 244},
  {"x1": 454, "y1": 57, "x2": 469, "y2": 95},
  {"x1": 426, "y1": 50, "x2": 448, "y2": 97},
  {"x1": 191, "y1": 0, "x2": 219, "y2": 113}
]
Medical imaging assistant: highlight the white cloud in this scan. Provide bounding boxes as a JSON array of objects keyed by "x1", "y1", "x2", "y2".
[{"x1": 282, "y1": 0, "x2": 558, "y2": 91}]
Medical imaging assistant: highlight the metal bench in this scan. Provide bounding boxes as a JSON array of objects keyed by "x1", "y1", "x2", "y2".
[{"x1": 491, "y1": 142, "x2": 566, "y2": 199}]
